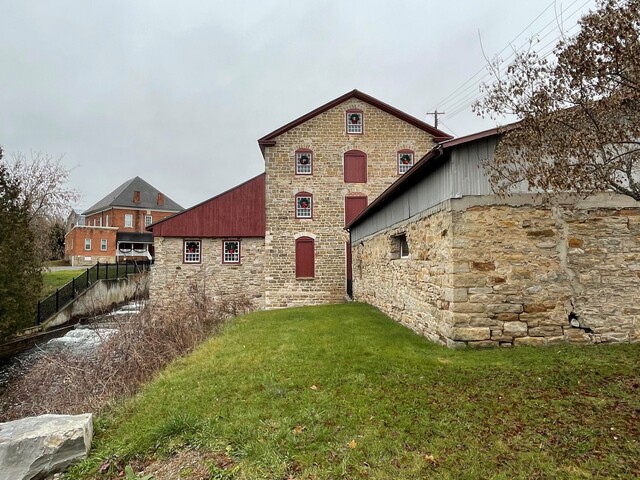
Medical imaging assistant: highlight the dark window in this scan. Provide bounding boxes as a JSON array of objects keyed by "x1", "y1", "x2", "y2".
[
  {"x1": 223, "y1": 240, "x2": 240, "y2": 264},
  {"x1": 295, "y1": 149, "x2": 313, "y2": 175},
  {"x1": 295, "y1": 192, "x2": 313, "y2": 219},
  {"x1": 344, "y1": 150, "x2": 367, "y2": 183},
  {"x1": 344, "y1": 196, "x2": 368, "y2": 227},
  {"x1": 296, "y1": 237, "x2": 315, "y2": 278},
  {"x1": 399, "y1": 235, "x2": 409, "y2": 258},
  {"x1": 184, "y1": 240, "x2": 201, "y2": 263}
]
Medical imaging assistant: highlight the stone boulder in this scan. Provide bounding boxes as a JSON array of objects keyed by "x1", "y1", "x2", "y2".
[{"x1": 0, "y1": 413, "x2": 93, "y2": 480}]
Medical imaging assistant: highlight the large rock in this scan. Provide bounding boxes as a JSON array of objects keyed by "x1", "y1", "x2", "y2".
[{"x1": 0, "y1": 413, "x2": 93, "y2": 480}]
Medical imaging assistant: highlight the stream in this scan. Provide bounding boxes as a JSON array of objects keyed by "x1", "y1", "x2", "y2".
[{"x1": 0, "y1": 301, "x2": 144, "y2": 393}]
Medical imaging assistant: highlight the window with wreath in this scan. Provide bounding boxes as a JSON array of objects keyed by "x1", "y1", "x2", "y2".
[
  {"x1": 295, "y1": 192, "x2": 313, "y2": 218},
  {"x1": 223, "y1": 240, "x2": 241, "y2": 264},
  {"x1": 184, "y1": 240, "x2": 201, "y2": 263},
  {"x1": 398, "y1": 150, "x2": 414, "y2": 174},
  {"x1": 295, "y1": 149, "x2": 313, "y2": 175},
  {"x1": 346, "y1": 109, "x2": 363, "y2": 134}
]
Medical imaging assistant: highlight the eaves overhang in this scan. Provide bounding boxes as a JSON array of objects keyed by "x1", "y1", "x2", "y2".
[{"x1": 257, "y1": 89, "x2": 453, "y2": 157}]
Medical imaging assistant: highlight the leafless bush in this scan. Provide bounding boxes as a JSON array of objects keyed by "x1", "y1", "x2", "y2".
[{"x1": 0, "y1": 287, "x2": 254, "y2": 422}]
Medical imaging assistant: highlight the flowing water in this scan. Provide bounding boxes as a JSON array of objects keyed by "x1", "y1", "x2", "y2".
[{"x1": 0, "y1": 301, "x2": 144, "y2": 394}]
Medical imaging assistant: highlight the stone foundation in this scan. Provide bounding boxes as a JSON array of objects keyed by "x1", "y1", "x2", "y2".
[{"x1": 353, "y1": 196, "x2": 640, "y2": 347}]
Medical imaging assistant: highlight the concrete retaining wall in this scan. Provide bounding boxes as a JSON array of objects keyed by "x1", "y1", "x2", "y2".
[{"x1": 43, "y1": 274, "x2": 148, "y2": 329}]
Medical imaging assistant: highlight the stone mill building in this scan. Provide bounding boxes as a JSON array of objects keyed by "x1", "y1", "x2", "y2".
[{"x1": 148, "y1": 90, "x2": 640, "y2": 347}]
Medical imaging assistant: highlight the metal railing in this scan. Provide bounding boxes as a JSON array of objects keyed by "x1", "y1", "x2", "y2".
[{"x1": 35, "y1": 261, "x2": 151, "y2": 325}]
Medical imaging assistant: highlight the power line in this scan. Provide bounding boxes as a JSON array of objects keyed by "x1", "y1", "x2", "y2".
[
  {"x1": 435, "y1": 0, "x2": 589, "y2": 114},
  {"x1": 445, "y1": 17, "x2": 586, "y2": 120},
  {"x1": 427, "y1": 0, "x2": 594, "y2": 118},
  {"x1": 429, "y1": 0, "x2": 560, "y2": 111}
]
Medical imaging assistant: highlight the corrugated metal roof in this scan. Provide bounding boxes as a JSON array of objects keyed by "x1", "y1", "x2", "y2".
[
  {"x1": 346, "y1": 126, "x2": 506, "y2": 231},
  {"x1": 83, "y1": 176, "x2": 184, "y2": 215},
  {"x1": 148, "y1": 174, "x2": 266, "y2": 238}
]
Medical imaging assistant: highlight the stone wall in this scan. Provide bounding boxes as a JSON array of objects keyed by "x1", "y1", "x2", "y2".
[
  {"x1": 264, "y1": 99, "x2": 435, "y2": 308},
  {"x1": 353, "y1": 195, "x2": 640, "y2": 347},
  {"x1": 352, "y1": 207, "x2": 454, "y2": 344},
  {"x1": 150, "y1": 237, "x2": 265, "y2": 309}
]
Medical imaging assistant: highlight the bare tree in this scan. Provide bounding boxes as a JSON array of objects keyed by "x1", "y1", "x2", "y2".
[
  {"x1": 5, "y1": 150, "x2": 80, "y2": 222},
  {"x1": 473, "y1": 0, "x2": 640, "y2": 200}
]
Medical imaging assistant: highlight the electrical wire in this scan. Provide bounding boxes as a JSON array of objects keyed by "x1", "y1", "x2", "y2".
[{"x1": 427, "y1": 0, "x2": 595, "y2": 121}]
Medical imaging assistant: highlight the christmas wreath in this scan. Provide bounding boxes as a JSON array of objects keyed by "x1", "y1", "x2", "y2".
[
  {"x1": 226, "y1": 242, "x2": 238, "y2": 254},
  {"x1": 298, "y1": 198, "x2": 310, "y2": 209},
  {"x1": 349, "y1": 113, "x2": 361, "y2": 124},
  {"x1": 298, "y1": 154, "x2": 310, "y2": 165},
  {"x1": 400, "y1": 154, "x2": 412, "y2": 165}
]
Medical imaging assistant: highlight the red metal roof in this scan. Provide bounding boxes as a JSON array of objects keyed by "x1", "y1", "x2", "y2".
[
  {"x1": 257, "y1": 90, "x2": 453, "y2": 155},
  {"x1": 148, "y1": 174, "x2": 265, "y2": 238}
]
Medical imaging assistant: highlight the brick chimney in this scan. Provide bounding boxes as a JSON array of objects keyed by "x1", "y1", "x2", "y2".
[
  {"x1": 133, "y1": 190, "x2": 141, "y2": 204},
  {"x1": 157, "y1": 192, "x2": 165, "y2": 206}
]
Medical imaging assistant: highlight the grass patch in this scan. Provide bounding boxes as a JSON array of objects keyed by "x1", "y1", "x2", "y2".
[
  {"x1": 69, "y1": 303, "x2": 640, "y2": 479},
  {"x1": 41, "y1": 269, "x2": 85, "y2": 298}
]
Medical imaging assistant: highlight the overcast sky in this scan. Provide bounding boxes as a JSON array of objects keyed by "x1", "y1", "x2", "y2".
[{"x1": 0, "y1": 0, "x2": 597, "y2": 212}]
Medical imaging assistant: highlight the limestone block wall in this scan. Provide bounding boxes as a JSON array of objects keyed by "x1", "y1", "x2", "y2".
[
  {"x1": 150, "y1": 237, "x2": 265, "y2": 309},
  {"x1": 352, "y1": 209, "x2": 454, "y2": 344},
  {"x1": 264, "y1": 99, "x2": 435, "y2": 308},
  {"x1": 353, "y1": 196, "x2": 640, "y2": 347}
]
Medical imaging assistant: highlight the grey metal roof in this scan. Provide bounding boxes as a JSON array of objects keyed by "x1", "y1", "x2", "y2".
[{"x1": 82, "y1": 176, "x2": 183, "y2": 216}]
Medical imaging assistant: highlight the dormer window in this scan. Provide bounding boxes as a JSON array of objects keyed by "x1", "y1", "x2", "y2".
[
  {"x1": 295, "y1": 149, "x2": 313, "y2": 175},
  {"x1": 346, "y1": 109, "x2": 363, "y2": 134},
  {"x1": 398, "y1": 150, "x2": 415, "y2": 174}
]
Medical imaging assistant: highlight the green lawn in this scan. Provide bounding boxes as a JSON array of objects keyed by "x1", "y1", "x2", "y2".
[
  {"x1": 69, "y1": 303, "x2": 640, "y2": 479},
  {"x1": 41, "y1": 269, "x2": 85, "y2": 298}
]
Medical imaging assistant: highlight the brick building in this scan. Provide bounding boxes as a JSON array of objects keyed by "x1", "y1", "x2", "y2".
[
  {"x1": 148, "y1": 90, "x2": 450, "y2": 307},
  {"x1": 65, "y1": 176, "x2": 183, "y2": 266}
]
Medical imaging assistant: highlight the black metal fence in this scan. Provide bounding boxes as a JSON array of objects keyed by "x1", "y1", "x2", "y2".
[{"x1": 35, "y1": 261, "x2": 151, "y2": 325}]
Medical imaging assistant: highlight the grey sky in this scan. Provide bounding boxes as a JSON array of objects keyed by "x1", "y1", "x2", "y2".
[{"x1": 0, "y1": 0, "x2": 596, "y2": 211}]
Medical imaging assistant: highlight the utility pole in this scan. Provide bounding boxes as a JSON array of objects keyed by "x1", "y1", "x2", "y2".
[{"x1": 426, "y1": 110, "x2": 445, "y2": 129}]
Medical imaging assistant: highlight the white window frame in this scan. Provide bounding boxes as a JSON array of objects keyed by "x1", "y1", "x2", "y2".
[
  {"x1": 400, "y1": 235, "x2": 410, "y2": 258},
  {"x1": 100, "y1": 239, "x2": 108, "y2": 251},
  {"x1": 144, "y1": 215, "x2": 153, "y2": 227},
  {"x1": 295, "y1": 150, "x2": 313, "y2": 175},
  {"x1": 184, "y1": 240, "x2": 201, "y2": 263},
  {"x1": 223, "y1": 240, "x2": 241, "y2": 264},
  {"x1": 124, "y1": 214, "x2": 133, "y2": 228},
  {"x1": 346, "y1": 111, "x2": 363, "y2": 134},
  {"x1": 296, "y1": 194, "x2": 312, "y2": 219},
  {"x1": 84, "y1": 238, "x2": 91, "y2": 251},
  {"x1": 398, "y1": 151, "x2": 414, "y2": 174}
]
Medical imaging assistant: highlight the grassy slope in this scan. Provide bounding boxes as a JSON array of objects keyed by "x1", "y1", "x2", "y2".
[
  {"x1": 71, "y1": 303, "x2": 639, "y2": 479},
  {"x1": 41, "y1": 269, "x2": 85, "y2": 298}
]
